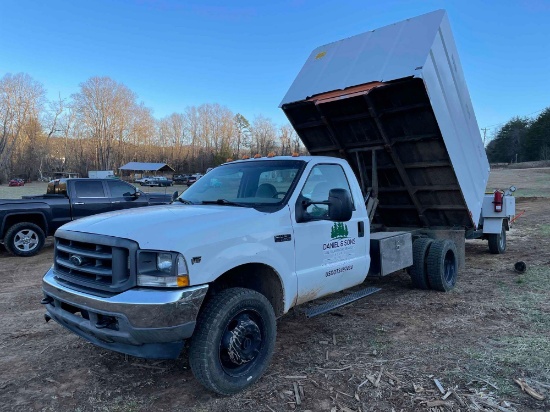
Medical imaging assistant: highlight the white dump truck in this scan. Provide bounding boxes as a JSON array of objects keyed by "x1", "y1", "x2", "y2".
[{"x1": 41, "y1": 10, "x2": 514, "y2": 395}]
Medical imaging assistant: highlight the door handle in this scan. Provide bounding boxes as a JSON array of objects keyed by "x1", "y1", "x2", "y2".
[
  {"x1": 112, "y1": 201, "x2": 121, "y2": 203},
  {"x1": 74, "y1": 202, "x2": 84, "y2": 205}
]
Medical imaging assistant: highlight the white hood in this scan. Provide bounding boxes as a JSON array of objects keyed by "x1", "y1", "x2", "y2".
[{"x1": 59, "y1": 204, "x2": 269, "y2": 251}]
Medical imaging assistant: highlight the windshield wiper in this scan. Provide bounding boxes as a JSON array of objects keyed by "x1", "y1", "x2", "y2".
[
  {"x1": 201, "y1": 199, "x2": 246, "y2": 207},
  {"x1": 177, "y1": 198, "x2": 194, "y2": 205}
]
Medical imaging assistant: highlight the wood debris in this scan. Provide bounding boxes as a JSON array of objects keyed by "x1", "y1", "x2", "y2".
[
  {"x1": 293, "y1": 382, "x2": 301, "y2": 406},
  {"x1": 514, "y1": 378, "x2": 545, "y2": 401},
  {"x1": 452, "y1": 390, "x2": 466, "y2": 407},
  {"x1": 374, "y1": 367, "x2": 384, "y2": 387},
  {"x1": 425, "y1": 400, "x2": 449, "y2": 407},
  {"x1": 433, "y1": 378, "x2": 445, "y2": 394}
]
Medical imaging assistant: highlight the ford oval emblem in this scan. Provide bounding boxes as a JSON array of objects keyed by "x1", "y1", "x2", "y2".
[{"x1": 70, "y1": 255, "x2": 83, "y2": 266}]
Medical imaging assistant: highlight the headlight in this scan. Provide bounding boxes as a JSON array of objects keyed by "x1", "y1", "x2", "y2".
[{"x1": 137, "y1": 251, "x2": 189, "y2": 287}]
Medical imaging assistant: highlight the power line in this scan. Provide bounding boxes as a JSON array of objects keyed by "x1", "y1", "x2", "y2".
[{"x1": 480, "y1": 107, "x2": 547, "y2": 130}]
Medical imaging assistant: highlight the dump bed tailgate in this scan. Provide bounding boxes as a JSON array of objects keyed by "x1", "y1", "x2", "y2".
[{"x1": 281, "y1": 10, "x2": 489, "y2": 229}]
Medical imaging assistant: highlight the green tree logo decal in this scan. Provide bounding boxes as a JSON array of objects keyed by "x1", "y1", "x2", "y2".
[{"x1": 331, "y1": 222, "x2": 349, "y2": 239}]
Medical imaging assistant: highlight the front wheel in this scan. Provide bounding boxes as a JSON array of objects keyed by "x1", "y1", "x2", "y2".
[
  {"x1": 4, "y1": 222, "x2": 45, "y2": 257},
  {"x1": 189, "y1": 288, "x2": 276, "y2": 395},
  {"x1": 488, "y1": 223, "x2": 506, "y2": 254}
]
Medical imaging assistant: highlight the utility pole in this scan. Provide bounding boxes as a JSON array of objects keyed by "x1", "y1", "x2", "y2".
[{"x1": 481, "y1": 128, "x2": 488, "y2": 146}]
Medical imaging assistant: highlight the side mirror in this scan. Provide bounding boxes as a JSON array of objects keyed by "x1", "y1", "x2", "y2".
[
  {"x1": 328, "y1": 188, "x2": 353, "y2": 222},
  {"x1": 133, "y1": 189, "x2": 141, "y2": 198},
  {"x1": 171, "y1": 191, "x2": 179, "y2": 201}
]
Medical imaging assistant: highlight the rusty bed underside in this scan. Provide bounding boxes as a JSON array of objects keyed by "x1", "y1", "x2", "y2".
[{"x1": 282, "y1": 78, "x2": 472, "y2": 229}]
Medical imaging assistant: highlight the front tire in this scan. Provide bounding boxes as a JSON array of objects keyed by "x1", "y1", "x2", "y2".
[
  {"x1": 189, "y1": 288, "x2": 276, "y2": 395},
  {"x1": 488, "y1": 223, "x2": 506, "y2": 254},
  {"x1": 4, "y1": 222, "x2": 45, "y2": 257}
]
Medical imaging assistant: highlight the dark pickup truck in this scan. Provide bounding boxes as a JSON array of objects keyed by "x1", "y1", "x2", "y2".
[{"x1": 0, "y1": 178, "x2": 176, "y2": 257}]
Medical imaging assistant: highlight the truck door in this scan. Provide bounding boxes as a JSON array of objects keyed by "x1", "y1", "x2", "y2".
[
  {"x1": 106, "y1": 180, "x2": 148, "y2": 211},
  {"x1": 70, "y1": 180, "x2": 112, "y2": 219},
  {"x1": 292, "y1": 164, "x2": 369, "y2": 305}
]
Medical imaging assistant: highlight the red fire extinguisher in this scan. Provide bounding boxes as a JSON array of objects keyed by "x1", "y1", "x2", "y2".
[{"x1": 493, "y1": 190, "x2": 503, "y2": 213}]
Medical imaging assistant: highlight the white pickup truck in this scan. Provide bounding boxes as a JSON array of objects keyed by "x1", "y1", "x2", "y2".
[{"x1": 41, "y1": 10, "x2": 515, "y2": 395}]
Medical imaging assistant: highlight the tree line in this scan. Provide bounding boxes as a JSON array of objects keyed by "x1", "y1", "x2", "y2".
[
  {"x1": 0, "y1": 72, "x2": 305, "y2": 182},
  {"x1": 485, "y1": 108, "x2": 550, "y2": 163}
]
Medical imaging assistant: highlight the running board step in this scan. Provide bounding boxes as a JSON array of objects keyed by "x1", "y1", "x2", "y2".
[{"x1": 305, "y1": 287, "x2": 381, "y2": 318}]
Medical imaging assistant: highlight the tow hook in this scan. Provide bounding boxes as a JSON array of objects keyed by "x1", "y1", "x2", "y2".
[
  {"x1": 44, "y1": 314, "x2": 51, "y2": 323},
  {"x1": 95, "y1": 316, "x2": 116, "y2": 329},
  {"x1": 41, "y1": 296, "x2": 53, "y2": 305}
]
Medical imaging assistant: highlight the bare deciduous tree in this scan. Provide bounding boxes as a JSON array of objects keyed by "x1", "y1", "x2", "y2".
[
  {"x1": 0, "y1": 73, "x2": 46, "y2": 180},
  {"x1": 71, "y1": 76, "x2": 140, "y2": 170}
]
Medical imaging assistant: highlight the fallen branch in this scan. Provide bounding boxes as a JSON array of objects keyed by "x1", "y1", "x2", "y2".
[
  {"x1": 293, "y1": 382, "x2": 301, "y2": 406},
  {"x1": 317, "y1": 365, "x2": 352, "y2": 372},
  {"x1": 514, "y1": 378, "x2": 545, "y2": 401}
]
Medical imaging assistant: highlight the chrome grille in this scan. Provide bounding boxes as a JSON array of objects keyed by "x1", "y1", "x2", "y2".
[{"x1": 53, "y1": 230, "x2": 137, "y2": 293}]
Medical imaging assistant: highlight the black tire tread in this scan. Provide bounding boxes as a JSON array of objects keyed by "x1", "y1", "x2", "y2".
[
  {"x1": 426, "y1": 239, "x2": 458, "y2": 292},
  {"x1": 488, "y1": 223, "x2": 506, "y2": 254},
  {"x1": 189, "y1": 287, "x2": 276, "y2": 395},
  {"x1": 409, "y1": 238, "x2": 433, "y2": 290},
  {"x1": 4, "y1": 222, "x2": 45, "y2": 257}
]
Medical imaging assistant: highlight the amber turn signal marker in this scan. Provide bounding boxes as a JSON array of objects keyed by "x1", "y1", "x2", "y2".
[
  {"x1": 292, "y1": 152, "x2": 300, "y2": 157},
  {"x1": 242, "y1": 155, "x2": 250, "y2": 159},
  {"x1": 254, "y1": 153, "x2": 262, "y2": 158},
  {"x1": 177, "y1": 275, "x2": 190, "y2": 287}
]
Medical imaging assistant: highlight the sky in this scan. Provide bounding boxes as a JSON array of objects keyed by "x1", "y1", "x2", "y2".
[{"x1": 1, "y1": 0, "x2": 549, "y2": 139}]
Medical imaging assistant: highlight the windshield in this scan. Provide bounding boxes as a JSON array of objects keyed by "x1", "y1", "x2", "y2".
[{"x1": 180, "y1": 160, "x2": 305, "y2": 207}]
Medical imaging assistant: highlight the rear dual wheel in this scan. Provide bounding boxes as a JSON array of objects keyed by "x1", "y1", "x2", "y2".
[{"x1": 409, "y1": 238, "x2": 458, "y2": 292}]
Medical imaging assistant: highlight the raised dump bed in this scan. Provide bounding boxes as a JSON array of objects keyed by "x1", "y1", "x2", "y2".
[{"x1": 281, "y1": 10, "x2": 489, "y2": 230}]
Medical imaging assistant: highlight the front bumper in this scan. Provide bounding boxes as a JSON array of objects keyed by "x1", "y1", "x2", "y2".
[{"x1": 42, "y1": 268, "x2": 208, "y2": 359}]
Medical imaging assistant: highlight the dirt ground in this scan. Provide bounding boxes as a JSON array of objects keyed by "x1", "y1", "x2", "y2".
[{"x1": 0, "y1": 173, "x2": 549, "y2": 411}]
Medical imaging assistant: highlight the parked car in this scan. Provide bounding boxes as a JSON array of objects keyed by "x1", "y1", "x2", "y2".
[
  {"x1": 142, "y1": 177, "x2": 173, "y2": 187},
  {"x1": 8, "y1": 179, "x2": 25, "y2": 187},
  {"x1": 186, "y1": 174, "x2": 203, "y2": 187},
  {"x1": 0, "y1": 178, "x2": 176, "y2": 257},
  {"x1": 135, "y1": 176, "x2": 154, "y2": 185},
  {"x1": 173, "y1": 174, "x2": 190, "y2": 184}
]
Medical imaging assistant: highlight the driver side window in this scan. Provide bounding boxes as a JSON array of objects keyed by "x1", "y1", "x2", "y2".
[{"x1": 300, "y1": 164, "x2": 353, "y2": 218}]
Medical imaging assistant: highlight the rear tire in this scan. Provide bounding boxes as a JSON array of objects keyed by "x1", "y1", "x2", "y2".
[
  {"x1": 4, "y1": 222, "x2": 45, "y2": 257},
  {"x1": 189, "y1": 288, "x2": 276, "y2": 395},
  {"x1": 409, "y1": 238, "x2": 433, "y2": 290},
  {"x1": 488, "y1": 223, "x2": 506, "y2": 254},
  {"x1": 427, "y1": 239, "x2": 458, "y2": 292}
]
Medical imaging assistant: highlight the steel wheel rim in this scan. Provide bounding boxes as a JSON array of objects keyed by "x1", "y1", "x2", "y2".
[
  {"x1": 443, "y1": 250, "x2": 456, "y2": 285},
  {"x1": 13, "y1": 229, "x2": 39, "y2": 252},
  {"x1": 219, "y1": 310, "x2": 264, "y2": 377}
]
